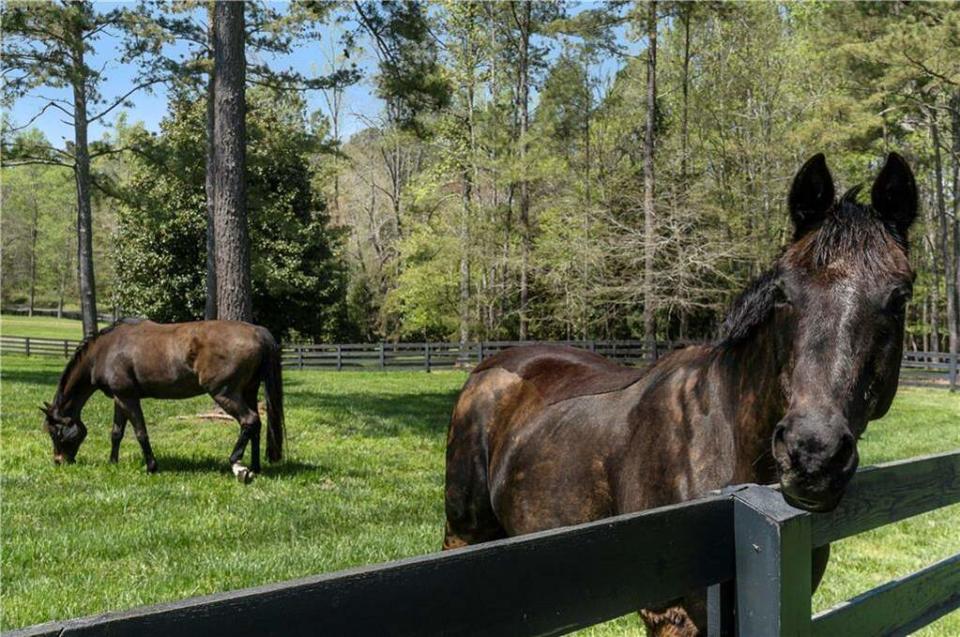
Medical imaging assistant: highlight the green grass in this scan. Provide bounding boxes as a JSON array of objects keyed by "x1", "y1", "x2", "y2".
[
  {"x1": 0, "y1": 314, "x2": 107, "y2": 340},
  {"x1": 1, "y1": 354, "x2": 958, "y2": 634}
]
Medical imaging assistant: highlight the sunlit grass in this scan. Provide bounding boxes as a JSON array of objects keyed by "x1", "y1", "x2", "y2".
[
  {"x1": 0, "y1": 314, "x2": 106, "y2": 340},
  {"x1": 1, "y1": 354, "x2": 957, "y2": 634}
]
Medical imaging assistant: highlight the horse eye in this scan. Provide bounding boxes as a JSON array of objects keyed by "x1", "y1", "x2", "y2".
[
  {"x1": 772, "y1": 282, "x2": 790, "y2": 306},
  {"x1": 886, "y1": 287, "x2": 912, "y2": 313}
]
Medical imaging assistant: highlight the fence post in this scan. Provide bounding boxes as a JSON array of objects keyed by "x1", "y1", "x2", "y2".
[
  {"x1": 298, "y1": 346, "x2": 304, "y2": 370},
  {"x1": 25, "y1": 337, "x2": 30, "y2": 357},
  {"x1": 733, "y1": 485, "x2": 812, "y2": 636},
  {"x1": 707, "y1": 580, "x2": 736, "y2": 637},
  {"x1": 950, "y1": 350, "x2": 957, "y2": 392},
  {"x1": 336, "y1": 344, "x2": 342, "y2": 371},
  {"x1": 64, "y1": 340, "x2": 69, "y2": 358},
  {"x1": 425, "y1": 342, "x2": 431, "y2": 373},
  {"x1": 478, "y1": 341, "x2": 484, "y2": 363},
  {"x1": 379, "y1": 343, "x2": 385, "y2": 370}
]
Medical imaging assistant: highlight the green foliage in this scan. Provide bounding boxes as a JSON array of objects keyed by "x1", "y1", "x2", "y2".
[
  {"x1": 113, "y1": 88, "x2": 348, "y2": 341},
  {"x1": 0, "y1": 135, "x2": 77, "y2": 308}
]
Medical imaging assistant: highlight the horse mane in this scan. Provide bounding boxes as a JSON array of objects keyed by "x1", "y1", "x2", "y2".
[
  {"x1": 52, "y1": 318, "x2": 143, "y2": 409},
  {"x1": 718, "y1": 186, "x2": 905, "y2": 347},
  {"x1": 718, "y1": 267, "x2": 781, "y2": 346}
]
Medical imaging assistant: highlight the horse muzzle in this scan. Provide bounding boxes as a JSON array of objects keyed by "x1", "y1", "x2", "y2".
[{"x1": 773, "y1": 415, "x2": 859, "y2": 513}]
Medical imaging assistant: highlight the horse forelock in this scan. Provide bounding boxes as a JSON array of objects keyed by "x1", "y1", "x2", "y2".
[{"x1": 785, "y1": 186, "x2": 912, "y2": 278}]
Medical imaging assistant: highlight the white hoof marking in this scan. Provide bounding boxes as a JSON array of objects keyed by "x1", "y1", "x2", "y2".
[{"x1": 232, "y1": 463, "x2": 255, "y2": 484}]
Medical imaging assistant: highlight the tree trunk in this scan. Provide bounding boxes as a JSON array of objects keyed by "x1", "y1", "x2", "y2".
[
  {"x1": 71, "y1": 29, "x2": 98, "y2": 338},
  {"x1": 212, "y1": 0, "x2": 251, "y2": 322},
  {"x1": 459, "y1": 43, "x2": 476, "y2": 353},
  {"x1": 28, "y1": 189, "x2": 39, "y2": 317},
  {"x1": 517, "y1": 1, "x2": 531, "y2": 341},
  {"x1": 204, "y1": 5, "x2": 218, "y2": 320},
  {"x1": 930, "y1": 110, "x2": 957, "y2": 357},
  {"x1": 642, "y1": 0, "x2": 658, "y2": 350},
  {"x1": 923, "y1": 203, "x2": 941, "y2": 352},
  {"x1": 57, "y1": 266, "x2": 66, "y2": 320},
  {"x1": 949, "y1": 91, "x2": 960, "y2": 376},
  {"x1": 680, "y1": 4, "x2": 691, "y2": 191}
]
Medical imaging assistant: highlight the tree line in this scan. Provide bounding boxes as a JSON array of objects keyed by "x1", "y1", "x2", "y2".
[{"x1": 3, "y1": 1, "x2": 959, "y2": 357}]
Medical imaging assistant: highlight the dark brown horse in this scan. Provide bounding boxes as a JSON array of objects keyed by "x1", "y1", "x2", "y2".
[
  {"x1": 41, "y1": 319, "x2": 284, "y2": 482},
  {"x1": 444, "y1": 153, "x2": 917, "y2": 635}
]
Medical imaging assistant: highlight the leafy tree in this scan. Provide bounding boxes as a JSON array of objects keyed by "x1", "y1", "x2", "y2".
[
  {"x1": 0, "y1": 132, "x2": 76, "y2": 313},
  {"x1": 113, "y1": 88, "x2": 347, "y2": 341}
]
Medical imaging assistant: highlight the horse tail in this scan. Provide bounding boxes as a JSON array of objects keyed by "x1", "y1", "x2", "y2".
[{"x1": 260, "y1": 331, "x2": 285, "y2": 462}]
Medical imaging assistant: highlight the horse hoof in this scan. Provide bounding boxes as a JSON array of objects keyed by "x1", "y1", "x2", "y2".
[
  {"x1": 146, "y1": 462, "x2": 159, "y2": 474},
  {"x1": 232, "y1": 463, "x2": 255, "y2": 484}
]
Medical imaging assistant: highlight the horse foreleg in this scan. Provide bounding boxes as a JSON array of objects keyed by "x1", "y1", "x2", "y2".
[
  {"x1": 640, "y1": 591, "x2": 705, "y2": 637},
  {"x1": 118, "y1": 398, "x2": 157, "y2": 473},
  {"x1": 109, "y1": 402, "x2": 128, "y2": 463},
  {"x1": 213, "y1": 392, "x2": 261, "y2": 483}
]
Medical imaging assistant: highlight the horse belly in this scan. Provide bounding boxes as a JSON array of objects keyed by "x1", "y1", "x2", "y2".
[
  {"x1": 138, "y1": 378, "x2": 206, "y2": 399},
  {"x1": 489, "y1": 400, "x2": 622, "y2": 535}
]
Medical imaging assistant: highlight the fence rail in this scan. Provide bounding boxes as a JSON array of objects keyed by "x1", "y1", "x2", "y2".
[
  {"x1": 3, "y1": 335, "x2": 957, "y2": 388},
  {"x1": 7, "y1": 451, "x2": 959, "y2": 637}
]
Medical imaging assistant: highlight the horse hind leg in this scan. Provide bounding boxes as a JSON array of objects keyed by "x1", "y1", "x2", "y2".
[
  {"x1": 443, "y1": 381, "x2": 507, "y2": 550},
  {"x1": 213, "y1": 391, "x2": 261, "y2": 483},
  {"x1": 243, "y1": 384, "x2": 262, "y2": 474}
]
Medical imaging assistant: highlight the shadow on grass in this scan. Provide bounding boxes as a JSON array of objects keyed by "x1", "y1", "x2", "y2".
[
  {"x1": 157, "y1": 454, "x2": 318, "y2": 477},
  {"x1": 0, "y1": 368, "x2": 63, "y2": 389},
  {"x1": 287, "y1": 390, "x2": 461, "y2": 438}
]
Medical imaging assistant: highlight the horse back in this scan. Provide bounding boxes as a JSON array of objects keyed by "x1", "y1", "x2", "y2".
[
  {"x1": 92, "y1": 320, "x2": 272, "y2": 398},
  {"x1": 473, "y1": 344, "x2": 647, "y2": 406}
]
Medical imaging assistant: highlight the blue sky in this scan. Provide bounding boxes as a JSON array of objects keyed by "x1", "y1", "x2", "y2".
[{"x1": 8, "y1": 2, "x2": 640, "y2": 149}]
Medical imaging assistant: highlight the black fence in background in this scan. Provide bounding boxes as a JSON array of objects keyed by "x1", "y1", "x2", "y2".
[{"x1": 2, "y1": 335, "x2": 957, "y2": 389}]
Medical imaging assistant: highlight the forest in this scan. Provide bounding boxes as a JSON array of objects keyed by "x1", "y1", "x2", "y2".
[{"x1": 2, "y1": 1, "x2": 959, "y2": 354}]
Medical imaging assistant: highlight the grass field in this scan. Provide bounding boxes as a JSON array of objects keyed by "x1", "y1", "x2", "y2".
[
  {"x1": 0, "y1": 314, "x2": 106, "y2": 340},
  {"x1": 1, "y1": 353, "x2": 958, "y2": 635}
]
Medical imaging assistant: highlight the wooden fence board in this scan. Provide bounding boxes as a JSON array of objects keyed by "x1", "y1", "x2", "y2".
[
  {"x1": 810, "y1": 451, "x2": 960, "y2": 547},
  {"x1": 5, "y1": 497, "x2": 733, "y2": 637},
  {"x1": 811, "y1": 553, "x2": 960, "y2": 637}
]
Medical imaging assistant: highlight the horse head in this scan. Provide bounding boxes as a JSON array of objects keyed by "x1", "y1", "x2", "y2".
[
  {"x1": 769, "y1": 153, "x2": 916, "y2": 511},
  {"x1": 41, "y1": 401, "x2": 87, "y2": 465}
]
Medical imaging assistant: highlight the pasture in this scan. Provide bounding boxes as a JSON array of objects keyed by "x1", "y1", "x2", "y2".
[
  {"x1": 1, "y1": 353, "x2": 958, "y2": 635},
  {"x1": 0, "y1": 314, "x2": 105, "y2": 340}
]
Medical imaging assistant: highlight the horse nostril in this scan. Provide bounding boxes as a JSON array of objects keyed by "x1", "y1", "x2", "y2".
[
  {"x1": 773, "y1": 424, "x2": 786, "y2": 447},
  {"x1": 833, "y1": 431, "x2": 852, "y2": 460}
]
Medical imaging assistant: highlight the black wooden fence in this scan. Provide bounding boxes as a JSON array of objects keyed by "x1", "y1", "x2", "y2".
[
  {"x1": 7, "y1": 450, "x2": 959, "y2": 637},
  {"x1": 3, "y1": 335, "x2": 957, "y2": 388}
]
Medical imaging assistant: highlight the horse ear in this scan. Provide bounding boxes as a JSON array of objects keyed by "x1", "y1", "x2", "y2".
[
  {"x1": 871, "y1": 152, "x2": 917, "y2": 238},
  {"x1": 39, "y1": 403, "x2": 51, "y2": 417},
  {"x1": 789, "y1": 153, "x2": 835, "y2": 237}
]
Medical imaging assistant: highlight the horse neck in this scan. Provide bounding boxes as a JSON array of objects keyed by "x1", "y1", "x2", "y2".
[
  {"x1": 56, "y1": 350, "x2": 96, "y2": 419},
  {"x1": 713, "y1": 318, "x2": 792, "y2": 483}
]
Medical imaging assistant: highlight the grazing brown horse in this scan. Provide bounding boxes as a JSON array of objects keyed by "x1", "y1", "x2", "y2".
[
  {"x1": 41, "y1": 319, "x2": 284, "y2": 482},
  {"x1": 444, "y1": 153, "x2": 917, "y2": 635}
]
